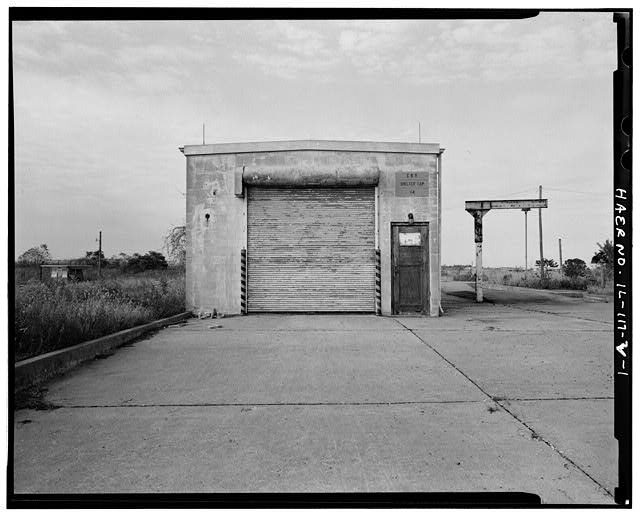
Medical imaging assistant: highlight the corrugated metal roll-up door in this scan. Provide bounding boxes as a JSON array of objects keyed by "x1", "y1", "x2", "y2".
[{"x1": 247, "y1": 187, "x2": 376, "y2": 312}]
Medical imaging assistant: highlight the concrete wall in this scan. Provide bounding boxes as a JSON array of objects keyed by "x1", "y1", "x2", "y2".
[
  {"x1": 186, "y1": 153, "x2": 245, "y2": 315},
  {"x1": 377, "y1": 153, "x2": 440, "y2": 316},
  {"x1": 184, "y1": 142, "x2": 441, "y2": 316}
]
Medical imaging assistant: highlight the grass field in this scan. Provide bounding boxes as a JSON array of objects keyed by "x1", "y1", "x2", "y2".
[
  {"x1": 442, "y1": 265, "x2": 613, "y2": 295},
  {"x1": 14, "y1": 268, "x2": 185, "y2": 362}
]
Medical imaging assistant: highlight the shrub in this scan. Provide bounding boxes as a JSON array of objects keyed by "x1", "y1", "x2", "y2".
[
  {"x1": 591, "y1": 239, "x2": 614, "y2": 276},
  {"x1": 164, "y1": 225, "x2": 186, "y2": 266},
  {"x1": 502, "y1": 272, "x2": 591, "y2": 291},
  {"x1": 535, "y1": 258, "x2": 558, "y2": 268},
  {"x1": 453, "y1": 271, "x2": 489, "y2": 281},
  {"x1": 82, "y1": 250, "x2": 109, "y2": 268},
  {"x1": 122, "y1": 251, "x2": 169, "y2": 273},
  {"x1": 17, "y1": 244, "x2": 52, "y2": 265},
  {"x1": 564, "y1": 258, "x2": 588, "y2": 279},
  {"x1": 586, "y1": 283, "x2": 614, "y2": 296},
  {"x1": 452, "y1": 269, "x2": 474, "y2": 281}
]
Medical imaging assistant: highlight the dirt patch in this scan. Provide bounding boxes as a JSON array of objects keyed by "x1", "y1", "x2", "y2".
[
  {"x1": 15, "y1": 386, "x2": 60, "y2": 411},
  {"x1": 94, "y1": 351, "x2": 115, "y2": 360}
]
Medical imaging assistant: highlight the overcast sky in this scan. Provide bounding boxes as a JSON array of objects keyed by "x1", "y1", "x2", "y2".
[{"x1": 12, "y1": 12, "x2": 616, "y2": 267}]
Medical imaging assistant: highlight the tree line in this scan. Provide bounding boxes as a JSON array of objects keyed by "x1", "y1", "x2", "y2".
[
  {"x1": 16, "y1": 232, "x2": 613, "y2": 281},
  {"x1": 533, "y1": 239, "x2": 613, "y2": 280},
  {"x1": 16, "y1": 225, "x2": 187, "y2": 274}
]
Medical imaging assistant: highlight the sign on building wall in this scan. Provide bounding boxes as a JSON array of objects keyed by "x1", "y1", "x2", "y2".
[{"x1": 395, "y1": 172, "x2": 429, "y2": 197}]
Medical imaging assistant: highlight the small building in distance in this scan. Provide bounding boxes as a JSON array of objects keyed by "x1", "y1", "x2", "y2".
[
  {"x1": 40, "y1": 264, "x2": 94, "y2": 282},
  {"x1": 180, "y1": 140, "x2": 444, "y2": 316}
]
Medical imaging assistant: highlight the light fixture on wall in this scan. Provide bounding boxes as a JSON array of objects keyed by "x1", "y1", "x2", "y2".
[
  {"x1": 205, "y1": 213, "x2": 210, "y2": 225},
  {"x1": 408, "y1": 213, "x2": 414, "y2": 224}
]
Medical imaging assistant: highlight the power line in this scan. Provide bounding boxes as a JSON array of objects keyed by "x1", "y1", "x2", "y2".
[
  {"x1": 544, "y1": 186, "x2": 604, "y2": 196},
  {"x1": 498, "y1": 186, "x2": 605, "y2": 198},
  {"x1": 498, "y1": 187, "x2": 539, "y2": 198},
  {"x1": 505, "y1": 189, "x2": 536, "y2": 198}
]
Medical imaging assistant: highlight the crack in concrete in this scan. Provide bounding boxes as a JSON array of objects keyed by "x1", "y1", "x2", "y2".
[
  {"x1": 35, "y1": 396, "x2": 615, "y2": 410},
  {"x1": 392, "y1": 318, "x2": 615, "y2": 500},
  {"x1": 49, "y1": 399, "x2": 487, "y2": 409},
  {"x1": 398, "y1": 328, "x2": 612, "y2": 333},
  {"x1": 495, "y1": 396, "x2": 613, "y2": 402},
  {"x1": 182, "y1": 328, "x2": 403, "y2": 332}
]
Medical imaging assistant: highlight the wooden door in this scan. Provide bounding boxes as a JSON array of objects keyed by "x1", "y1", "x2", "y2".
[{"x1": 391, "y1": 223, "x2": 429, "y2": 314}]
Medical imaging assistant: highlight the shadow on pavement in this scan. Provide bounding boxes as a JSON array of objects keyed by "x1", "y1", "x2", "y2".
[{"x1": 443, "y1": 281, "x2": 585, "y2": 307}]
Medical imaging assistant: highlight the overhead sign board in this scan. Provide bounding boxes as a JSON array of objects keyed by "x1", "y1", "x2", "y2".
[
  {"x1": 465, "y1": 199, "x2": 548, "y2": 211},
  {"x1": 396, "y1": 172, "x2": 429, "y2": 197}
]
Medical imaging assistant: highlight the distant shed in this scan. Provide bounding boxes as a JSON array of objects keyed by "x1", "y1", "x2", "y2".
[{"x1": 40, "y1": 264, "x2": 94, "y2": 282}]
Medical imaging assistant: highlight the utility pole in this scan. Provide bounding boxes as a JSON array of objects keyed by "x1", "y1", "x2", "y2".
[
  {"x1": 98, "y1": 230, "x2": 102, "y2": 278},
  {"x1": 418, "y1": 122, "x2": 421, "y2": 143},
  {"x1": 522, "y1": 208, "x2": 530, "y2": 278},
  {"x1": 558, "y1": 238, "x2": 563, "y2": 277},
  {"x1": 203, "y1": 123, "x2": 205, "y2": 145},
  {"x1": 538, "y1": 185, "x2": 544, "y2": 278}
]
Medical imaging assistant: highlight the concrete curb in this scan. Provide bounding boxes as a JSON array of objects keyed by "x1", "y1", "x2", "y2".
[
  {"x1": 584, "y1": 294, "x2": 611, "y2": 303},
  {"x1": 15, "y1": 312, "x2": 192, "y2": 391}
]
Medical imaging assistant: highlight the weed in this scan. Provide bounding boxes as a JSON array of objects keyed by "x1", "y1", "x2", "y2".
[
  {"x1": 452, "y1": 265, "x2": 612, "y2": 292},
  {"x1": 14, "y1": 271, "x2": 185, "y2": 361},
  {"x1": 15, "y1": 386, "x2": 60, "y2": 411},
  {"x1": 586, "y1": 284, "x2": 614, "y2": 296},
  {"x1": 94, "y1": 351, "x2": 115, "y2": 360}
]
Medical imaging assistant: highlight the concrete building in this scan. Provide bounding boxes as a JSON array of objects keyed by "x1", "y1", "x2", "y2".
[{"x1": 180, "y1": 140, "x2": 444, "y2": 316}]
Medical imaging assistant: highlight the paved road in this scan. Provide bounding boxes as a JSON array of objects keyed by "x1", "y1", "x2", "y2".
[{"x1": 13, "y1": 281, "x2": 615, "y2": 503}]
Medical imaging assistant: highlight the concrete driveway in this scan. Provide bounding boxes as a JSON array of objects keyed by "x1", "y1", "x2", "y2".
[{"x1": 12, "y1": 281, "x2": 616, "y2": 504}]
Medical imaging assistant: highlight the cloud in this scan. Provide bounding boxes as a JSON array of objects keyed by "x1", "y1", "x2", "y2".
[
  {"x1": 236, "y1": 51, "x2": 338, "y2": 80},
  {"x1": 335, "y1": 20, "x2": 416, "y2": 75},
  {"x1": 272, "y1": 20, "x2": 328, "y2": 56},
  {"x1": 338, "y1": 30, "x2": 358, "y2": 52},
  {"x1": 231, "y1": 20, "x2": 340, "y2": 80},
  {"x1": 335, "y1": 14, "x2": 615, "y2": 85},
  {"x1": 12, "y1": 21, "x2": 229, "y2": 98},
  {"x1": 14, "y1": 16, "x2": 614, "y2": 90}
]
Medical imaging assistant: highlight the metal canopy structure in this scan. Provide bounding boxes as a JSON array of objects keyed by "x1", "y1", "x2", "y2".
[
  {"x1": 465, "y1": 199, "x2": 548, "y2": 210},
  {"x1": 465, "y1": 198, "x2": 548, "y2": 302}
]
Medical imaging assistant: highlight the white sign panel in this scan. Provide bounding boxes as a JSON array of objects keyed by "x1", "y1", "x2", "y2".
[{"x1": 399, "y1": 233, "x2": 421, "y2": 246}]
